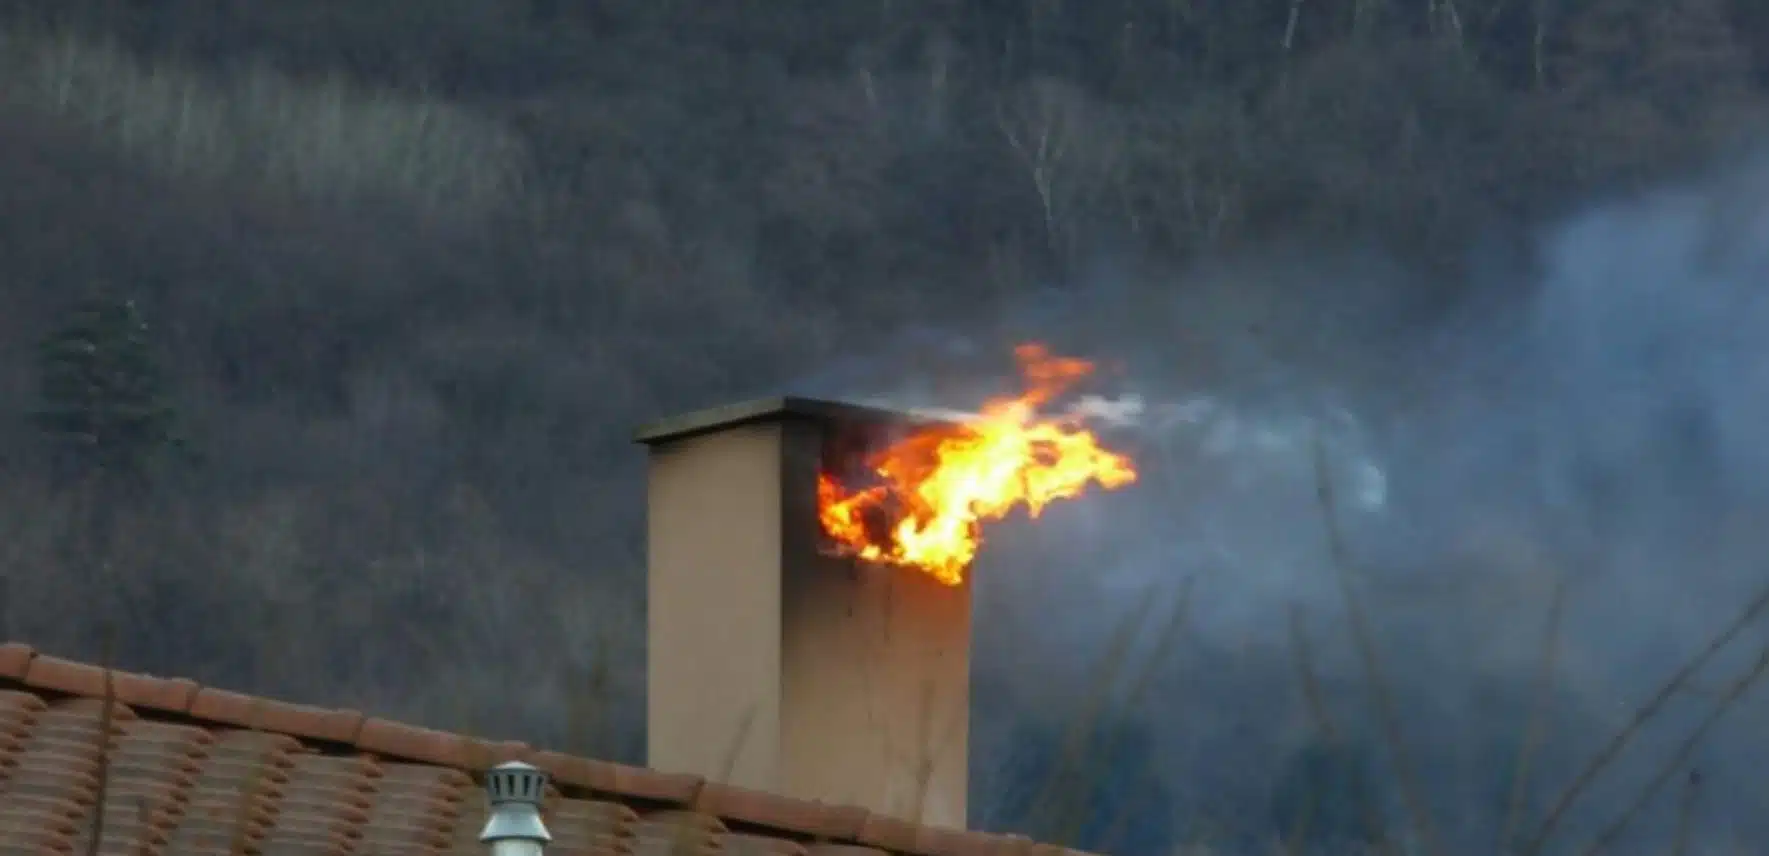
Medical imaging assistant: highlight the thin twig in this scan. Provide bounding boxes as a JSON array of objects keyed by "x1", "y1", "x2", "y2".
[
  {"x1": 1575, "y1": 646, "x2": 1769, "y2": 856},
  {"x1": 1669, "y1": 769, "x2": 1701, "y2": 856},
  {"x1": 1286, "y1": 606, "x2": 1397, "y2": 856},
  {"x1": 1312, "y1": 432, "x2": 1442, "y2": 856},
  {"x1": 1281, "y1": 0, "x2": 1306, "y2": 53},
  {"x1": 567, "y1": 631, "x2": 612, "y2": 756},
  {"x1": 1520, "y1": 583, "x2": 1769, "y2": 855},
  {"x1": 1501, "y1": 576, "x2": 1566, "y2": 853},
  {"x1": 1289, "y1": 607, "x2": 1338, "y2": 742},
  {"x1": 85, "y1": 626, "x2": 116, "y2": 856},
  {"x1": 225, "y1": 700, "x2": 268, "y2": 856},
  {"x1": 1282, "y1": 608, "x2": 1323, "y2": 856},
  {"x1": 717, "y1": 705, "x2": 757, "y2": 784},
  {"x1": 1082, "y1": 580, "x2": 1195, "y2": 851},
  {"x1": 1032, "y1": 591, "x2": 1160, "y2": 842},
  {"x1": 132, "y1": 798, "x2": 152, "y2": 856}
]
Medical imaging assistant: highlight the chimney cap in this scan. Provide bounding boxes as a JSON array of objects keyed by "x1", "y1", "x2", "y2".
[
  {"x1": 635, "y1": 396, "x2": 934, "y2": 446},
  {"x1": 480, "y1": 761, "x2": 551, "y2": 844}
]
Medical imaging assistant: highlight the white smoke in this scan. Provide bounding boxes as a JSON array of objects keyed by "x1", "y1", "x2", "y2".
[{"x1": 791, "y1": 154, "x2": 1769, "y2": 853}]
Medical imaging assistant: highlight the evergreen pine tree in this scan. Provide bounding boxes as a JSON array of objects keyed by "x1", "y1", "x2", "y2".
[{"x1": 32, "y1": 298, "x2": 181, "y2": 487}]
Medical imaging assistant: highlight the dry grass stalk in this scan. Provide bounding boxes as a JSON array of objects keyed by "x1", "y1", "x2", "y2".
[
  {"x1": 132, "y1": 798, "x2": 152, "y2": 856},
  {"x1": 717, "y1": 706, "x2": 758, "y2": 785},
  {"x1": 1574, "y1": 644, "x2": 1769, "y2": 856},
  {"x1": 225, "y1": 698, "x2": 270, "y2": 856},
  {"x1": 1080, "y1": 580, "x2": 1194, "y2": 850},
  {"x1": 1281, "y1": 609, "x2": 1323, "y2": 856},
  {"x1": 1025, "y1": 582, "x2": 1188, "y2": 848},
  {"x1": 1520, "y1": 582, "x2": 1769, "y2": 855},
  {"x1": 1499, "y1": 576, "x2": 1566, "y2": 853},
  {"x1": 85, "y1": 625, "x2": 116, "y2": 856},
  {"x1": 566, "y1": 631, "x2": 613, "y2": 757},
  {"x1": 1287, "y1": 607, "x2": 1339, "y2": 746},
  {"x1": 1285, "y1": 607, "x2": 1398, "y2": 856},
  {"x1": 1310, "y1": 432, "x2": 1441, "y2": 856},
  {"x1": 1669, "y1": 769, "x2": 1701, "y2": 856},
  {"x1": 1021, "y1": 589, "x2": 1155, "y2": 833}
]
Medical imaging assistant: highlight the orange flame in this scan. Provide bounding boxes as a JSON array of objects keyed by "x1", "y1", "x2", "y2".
[{"x1": 816, "y1": 343, "x2": 1138, "y2": 585}]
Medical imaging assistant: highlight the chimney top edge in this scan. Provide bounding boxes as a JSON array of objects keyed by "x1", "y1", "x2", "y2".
[{"x1": 634, "y1": 396, "x2": 940, "y2": 446}]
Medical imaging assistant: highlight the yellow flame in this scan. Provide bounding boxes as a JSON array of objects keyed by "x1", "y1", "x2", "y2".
[{"x1": 817, "y1": 344, "x2": 1137, "y2": 584}]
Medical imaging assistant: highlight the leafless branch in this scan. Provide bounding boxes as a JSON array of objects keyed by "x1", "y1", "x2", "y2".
[
  {"x1": 1520, "y1": 583, "x2": 1769, "y2": 855},
  {"x1": 1576, "y1": 646, "x2": 1769, "y2": 856},
  {"x1": 1311, "y1": 432, "x2": 1443, "y2": 856},
  {"x1": 994, "y1": 79, "x2": 1119, "y2": 264},
  {"x1": 1670, "y1": 769, "x2": 1701, "y2": 856},
  {"x1": 84, "y1": 626, "x2": 116, "y2": 856},
  {"x1": 1282, "y1": 0, "x2": 1306, "y2": 53},
  {"x1": 1284, "y1": 607, "x2": 1399, "y2": 856},
  {"x1": 1500, "y1": 576, "x2": 1566, "y2": 852}
]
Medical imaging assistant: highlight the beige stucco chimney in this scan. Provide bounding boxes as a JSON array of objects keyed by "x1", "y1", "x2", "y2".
[{"x1": 636, "y1": 397, "x2": 971, "y2": 828}]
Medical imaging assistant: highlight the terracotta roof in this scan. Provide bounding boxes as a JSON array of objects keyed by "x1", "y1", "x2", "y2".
[{"x1": 0, "y1": 642, "x2": 1087, "y2": 856}]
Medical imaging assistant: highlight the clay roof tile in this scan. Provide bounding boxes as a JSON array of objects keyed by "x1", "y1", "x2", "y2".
[
  {"x1": 0, "y1": 641, "x2": 35, "y2": 678},
  {"x1": 19, "y1": 654, "x2": 202, "y2": 713},
  {"x1": 529, "y1": 749, "x2": 621, "y2": 793},
  {"x1": 693, "y1": 781, "x2": 868, "y2": 840},
  {"x1": 190, "y1": 686, "x2": 364, "y2": 743},
  {"x1": 604, "y1": 761, "x2": 703, "y2": 805},
  {"x1": 0, "y1": 640, "x2": 1100, "y2": 856},
  {"x1": 353, "y1": 717, "x2": 475, "y2": 768}
]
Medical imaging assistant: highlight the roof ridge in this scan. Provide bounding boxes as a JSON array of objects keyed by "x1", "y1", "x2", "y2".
[{"x1": 0, "y1": 642, "x2": 1082, "y2": 856}]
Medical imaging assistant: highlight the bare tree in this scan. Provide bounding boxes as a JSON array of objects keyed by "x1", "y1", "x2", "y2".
[
  {"x1": 1112, "y1": 96, "x2": 1246, "y2": 256},
  {"x1": 1531, "y1": 0, "x2": 1552, "y2": 89},
  {"x1": 1282, "y1": 0, "x2": 1306, "y2": 53},
  {"x1": 1427, "y1": 0, "x2": 1466, "y2": 45},
  {"x1": 994, "y1": 77, "x2": 1120, "y2": 266},
  {"x1": 1351, "y1": 0, "x2": 1383, "y2": 38}
]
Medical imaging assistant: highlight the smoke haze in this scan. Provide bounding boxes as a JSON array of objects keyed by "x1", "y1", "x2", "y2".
[{"x1": 792, "y1": 155, "x2": 1769, "y2": 853}]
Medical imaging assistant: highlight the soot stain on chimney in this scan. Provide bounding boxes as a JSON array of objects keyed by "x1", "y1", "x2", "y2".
[
  {"x1": 817, "y1": 417, "x2": 903, "y2": 556},
  {"x1": 811, "y1": 406, "x2": 962, "y2": 605}
]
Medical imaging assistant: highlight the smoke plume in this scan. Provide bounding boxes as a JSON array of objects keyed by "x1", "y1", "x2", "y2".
[{"x1": 791, "y1": 156, "x2": 1769, "y2": 853}]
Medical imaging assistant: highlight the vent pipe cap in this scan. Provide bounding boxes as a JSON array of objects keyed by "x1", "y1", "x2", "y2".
[{"x1": 481, "y1": 761, "x2": 552, "y2": 846}]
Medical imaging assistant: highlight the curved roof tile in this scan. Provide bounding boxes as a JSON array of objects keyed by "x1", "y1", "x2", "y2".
[{"x1": 0, "y1": 642, "x2": 1086, "y2": 856}]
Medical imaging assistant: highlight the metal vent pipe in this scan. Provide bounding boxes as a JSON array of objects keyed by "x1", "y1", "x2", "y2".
[{"x1": 481, "y1": 761, "x2": 552, "y2": 856}]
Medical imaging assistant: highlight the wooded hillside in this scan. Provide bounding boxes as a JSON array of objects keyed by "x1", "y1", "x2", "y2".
[{"x1": 3, "y1": 2, "x2": 1766, "y2": 853}]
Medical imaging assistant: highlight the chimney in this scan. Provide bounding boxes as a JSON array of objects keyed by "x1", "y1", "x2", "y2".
[
  {"x1": 481, "y1": 761, "x2": 551, "y2": 856},
  {"x1": 637, "y1": 397, "x2": 971, "y2": 827}
]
